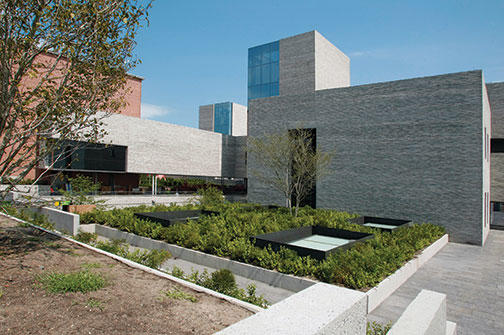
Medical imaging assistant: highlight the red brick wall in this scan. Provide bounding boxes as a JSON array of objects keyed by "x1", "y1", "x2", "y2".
[
  {"x1": 122, "y1": 75, "x2": 142, "y2": 118},
  {"x1": 5, "y1": 52, "x2": 142, "y2": 181}
]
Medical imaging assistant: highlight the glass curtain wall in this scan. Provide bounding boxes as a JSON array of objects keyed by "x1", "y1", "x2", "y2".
[
  {"x1": 248, "y1": 41, "x2": 279, "y2": 100},
  {"x1": 46, "y1": 140, "x2": 127, "y2": 172},
  {"x1": 214, "y1": 102, "x2": 232, "y2": 135}
]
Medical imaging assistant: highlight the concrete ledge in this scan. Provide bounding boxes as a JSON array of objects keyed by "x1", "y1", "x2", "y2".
[
  {"x1": 388, "y1": 289, "x2": 446, "y2": 335},
  {"x1": 366, "y1": 234, "x2": 448, "y2": 313},
  {"x1": 83, "y1": 224, "x2": 318, "y2": 293},
  {"x1": 216, "y1": 283, "x2": 367, "y2": 335},
  {"x1": 29, "y1": 207, "x2": 80, "y2": 235},
  {"x1": 0, "y1": 212, "x2": 262, "y2": 314}
]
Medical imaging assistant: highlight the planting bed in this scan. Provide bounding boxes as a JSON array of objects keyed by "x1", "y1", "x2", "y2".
[
  {"x1": 134, "y1": 209, "x2": 218, "y2": 227},
  {"x1": 251, "y1": 226, "x2": 374, "y2": 260},
  {"x1": 79, "y1": 203, "x2": 446, "y2": 289},
  {"x1": 0, "y1": 215, "x2": 252, "y2": 335},
  {"x1": 349, "y1": 216, "x2": 411, "y2": 232}
]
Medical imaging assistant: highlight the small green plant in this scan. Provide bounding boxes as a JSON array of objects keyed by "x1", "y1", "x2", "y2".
[
  {"x1": 44, "y1": 241, "x2": 62, "y2": 249},
  {"x1": 161, "y1": 287, "x2": 198, "y2": 303},
  {"x1": 86, "y1": 298, "x2": 105, "y2": 311},
  {"x1": 36, "y1": 270, "x2": 106, "y2": 294},
  {"x1": 206, "y1": 269, "x2": 236, "y2": 295},
  {"x1": 74, "y1": 232, "x2": 98, "y2": 244},
  {"x1": 170, "y1": 266, "x2": 269, "y2": 308},
  {"x1": 0, "y1": 288, "x2": 4, "y2": 299},
  {"x1": 81, "y1": 262, "x2": 102, "y2": 270},
  {"x1": 197, "y1": 186, "x2": 224, "y2": 209},
  {"x1": 367, "y1": 321, "x2": 392, "y2": 335},
  {"x1": 93, "y1": 239, "x2": 170, "y2": 269},
  {"x1": 126, "y1": 248, "x2": 171, "y2": 269},
  {"x1": 60, "y1": 175, "x2": 101, "y2": 205}
]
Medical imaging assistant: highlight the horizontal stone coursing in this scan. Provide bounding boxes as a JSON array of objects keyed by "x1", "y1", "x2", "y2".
[{"x1": 249, "y1": 70, "x2": 485, "y2": 245}]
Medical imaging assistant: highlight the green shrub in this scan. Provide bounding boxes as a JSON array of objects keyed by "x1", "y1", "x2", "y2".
[
  {"x1": 36, "y1": 270, "x2": 106, "y2": 293},
  {"x1": 126, "y1": 248, "x2": 171, "y2": 268},
  {"x1": 170, "y1": 266, "x2": 269, "y2": 308},
  {"x1": 83, "y1": 203, "x2": 445, "y2": 290},
  {"x1": 161, "y1": 287, "x2": 197, "y2": 303},
  {"x1": 74, "y1": 232, "x2": 98, "y2": 244},
  {"x1": 60, "y1": 175, "x2": 101, "y2": 205},
  {"x1": 206, "y1": 269, "x2": 236, "y2": 295},
  {"x1": 367, "y1": 321, "x2": 392, "y2": 335},
  {"x1": 197, "y1": 186, "x2": 225, "y2": 209},
  {"x1": 92, "y1": 239, "x2": 170, "y2": 269}
]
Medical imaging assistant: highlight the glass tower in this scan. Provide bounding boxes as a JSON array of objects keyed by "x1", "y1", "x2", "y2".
[
  {"x1": 248, "y1": 41, "x2": 279, "y2": 100},
  {"x1": 213, "y1": 102, "x2": 232, "y2": 135}
]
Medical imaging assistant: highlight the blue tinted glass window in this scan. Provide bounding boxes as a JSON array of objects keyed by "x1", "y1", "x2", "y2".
[
  {"x1": 270, "y1": 84, "x2": 279, "y2": 96},
  {"x1": 248, "y1": 41, "x2": 279, "y2": 101},
  {"x1": 270, "y1": 63, "x2": 279, "y2": 83},
  {"x1": 271, "y1": 48, "x2": 279, "y2": 62},
  {"x1": 251, "y1": 66, "x2": 261, "y2": 85},
  {"x1": 261, "y1": 63, "x2": 271, "y2": 84},
  {"x1": 214, "y1": 102, "x2": 232, "y2": 135},
  {"x1": 261, "y1": 44, "x2": 271, "y2": 64}
]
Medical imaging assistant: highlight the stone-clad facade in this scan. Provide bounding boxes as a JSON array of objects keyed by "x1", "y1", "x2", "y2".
[
  {"x1": 488, "y1": 82, "x2": 504, "y2": 202},
  {"x1": 102, "y1": 113, "x2": 247, "y2": 178},
  {"x1": 279, "y1": 31, "x2": 350, "y2": 96},
  {"x1": 248, "y1": 70, "x2": 490, "y2": 245}
]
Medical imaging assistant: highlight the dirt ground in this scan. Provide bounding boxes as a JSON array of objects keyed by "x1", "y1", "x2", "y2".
[{"x1": 0, "y1": 215, "x2": 252, "y2": 335}]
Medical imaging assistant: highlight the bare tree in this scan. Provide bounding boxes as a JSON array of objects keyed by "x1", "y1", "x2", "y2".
[
  {"x1": 0, "y1": 0, "x2": 151, "y2": 198},
  {"x1": 248, "y1": 128, "x2": 333, "y2": 216}
]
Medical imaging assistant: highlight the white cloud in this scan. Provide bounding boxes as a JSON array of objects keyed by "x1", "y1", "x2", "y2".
[
  {"x1": 349, "y1": 51, "x2": 367, "y2": 57},
  {"x1": 141, "y1": 103, "x2": 172, "y2": 119}
]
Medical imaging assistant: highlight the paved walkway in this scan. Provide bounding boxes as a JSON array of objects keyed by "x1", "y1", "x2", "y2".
[{"x1": 368, "y1": 230, "x2": 504, "y2": 335}]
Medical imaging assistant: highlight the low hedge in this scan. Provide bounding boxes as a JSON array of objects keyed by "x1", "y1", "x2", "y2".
[{"x1": 81, "y1": 203, "x2": 445, "y2": 290}]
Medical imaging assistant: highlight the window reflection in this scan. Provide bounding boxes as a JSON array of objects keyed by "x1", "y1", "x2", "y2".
[{"x1": 248, "y1": 41, "x2": 279, "y2": 100}]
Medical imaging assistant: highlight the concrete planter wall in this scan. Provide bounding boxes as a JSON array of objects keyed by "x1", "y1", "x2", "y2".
[
  {"x1": 28, "y1": 206, "x2": 80, "y2": 235},
  {"x1": 82, "y1": 224, "x2": 317, "y2": 293},
  {"x1": 366, "y1": 234, "x2": 449, "y2": 313}
]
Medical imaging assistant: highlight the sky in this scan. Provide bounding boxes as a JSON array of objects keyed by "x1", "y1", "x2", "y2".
[{"x1": 131, "y1": 0, "x2": 504, "y2": 128}]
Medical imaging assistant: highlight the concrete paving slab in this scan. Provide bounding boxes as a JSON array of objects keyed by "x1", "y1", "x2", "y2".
[{"x1": 368, "y1": 230, "x2": 504, "y2": 335}]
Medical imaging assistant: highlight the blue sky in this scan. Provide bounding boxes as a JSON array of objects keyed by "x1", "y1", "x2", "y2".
[{"x1": 132, "y1": 0, "x2": 504, "y2": 128}]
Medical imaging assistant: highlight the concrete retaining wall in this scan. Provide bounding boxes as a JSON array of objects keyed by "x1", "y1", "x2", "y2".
[
  {"x1": 29, "y1": 207, "x2": 79, "y2": 235},
  {"x1": 84, "y1": 224, "x2": 317, "y2": 293},
  {"x1": 366, "y1": 234, "x2": 448, "y2": 313},
  {"x1": 388, "y1": 289, "x2": 456, "y2": 335},
  {"x1": 216, "y1": 283, "x2": 366, "y2": 335}
]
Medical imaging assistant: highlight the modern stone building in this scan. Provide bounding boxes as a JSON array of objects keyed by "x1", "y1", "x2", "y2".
[
  {"x1": 247, "y1": 31, "x2": 493, "y2": 246},
  {"x1": 248, "y1": 30, "x2": 350, "y2": 100},
  {"x1": 488, "y1": 82, "x2": 504, "y2": 203},
  {"x1": 199, "y1": 102, "x2": 248, "y2": 136}
]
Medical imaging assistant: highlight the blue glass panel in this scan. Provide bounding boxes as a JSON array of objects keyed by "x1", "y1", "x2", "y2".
[
  {"x1": 261, "y1": 84, "x2": 271, "y2": 98},
  {"x1": 270, "y1": 82, "x2": 279, "y2": 96},
  {"x1": 251, "y1": 66, "x2": 261, "y2": 85},
  {"x1": 248, "y1": 40, "x2": 280, "y2": 101},
  {"x1": 270, "y1": 62, "x2": 279, "y2": 82},
  {"x1": 214, "y1": 102, "x2": 232, "y2": 135},
  {"x1": 271, "y1": 44, "x2": 279, "y2": 62},
  {"x1": 261, "y1": 63, "x2": 271, "y2": 84},
  {"x1": 248, "y1": 47, "x2": 261, "y2": 66},
  {"x1": 261, "y1": 44, "x2": 271, "y2": 64},
  {"x1": 248, "y1": 67, "x2": 253, "y2": 86}
]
